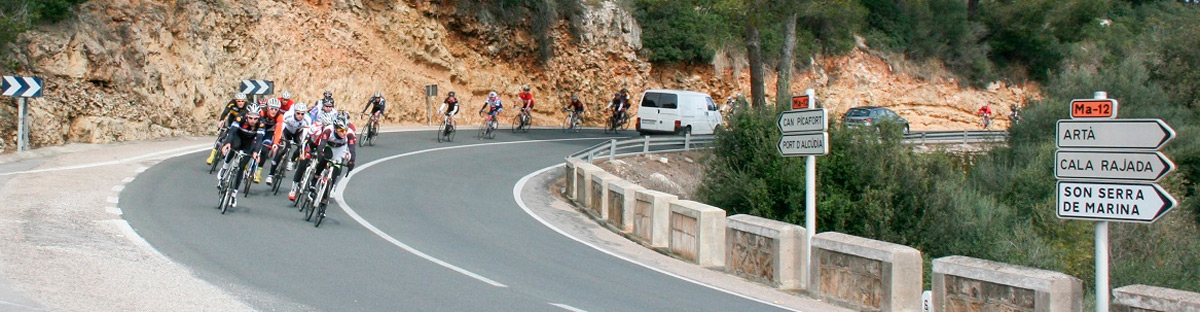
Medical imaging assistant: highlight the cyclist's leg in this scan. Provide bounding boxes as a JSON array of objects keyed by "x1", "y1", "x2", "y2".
[{"x1": 232, "y1": 151, "x2": 251, "y2": 190}]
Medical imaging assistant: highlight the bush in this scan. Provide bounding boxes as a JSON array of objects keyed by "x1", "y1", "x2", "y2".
[{"x1": 633, "y1": 0, "x2": 725, "y2": 65}]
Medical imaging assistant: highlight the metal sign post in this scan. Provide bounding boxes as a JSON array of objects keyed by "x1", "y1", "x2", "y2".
[
  {"x1": 776, "y1": 89, "x2": 825, "y2": 289},
  {"x1": 3, "y1": 76, "x2": 44, "y2": 152},
  {"x1": 1053, "y1": 91, "x2": 1180, "y2": 312},
  {"x1": 424, "y1": 85, "x2": 438, "y2": 126},
  {"x1": 17, "y1": 97, "x2": 26, "y2": 151}
]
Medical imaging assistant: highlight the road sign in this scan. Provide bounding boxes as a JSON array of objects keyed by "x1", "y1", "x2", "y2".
[
  {"x1": 1056, "y1": 119, "x2": 1175, "y2": 149},
  {"x1": 1055, "y1": 150, "x2": 1175, "y2": 181},
  {"x1": 1057, "y1": 181, "x2": 1176, "y2": 223},
  {"x1": 1070, "y1": 98, "x2": 1118, "y2": 119},
  {"x1": 791, "y1": 94, "x2": 810, "y2": 110},
  {"x1": 425, "y1": 84, "x2": 438, "y2": 97},
  {"x1": 2, "y1": 76, "x2": 43, "y2": 97},
  {"x1": 240, "y1": 79, "x2": 274, "y2": 95},
  {"x1": 778, "y1": 132, "x2": 828, "y2": 157},
  {"x1": 777, "y1": 109, "x2": 827, "y2": 133}
]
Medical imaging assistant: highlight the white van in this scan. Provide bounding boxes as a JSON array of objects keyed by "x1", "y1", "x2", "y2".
[{"x1": 635, "y1": 89, "x2": 722, "y2": 135}]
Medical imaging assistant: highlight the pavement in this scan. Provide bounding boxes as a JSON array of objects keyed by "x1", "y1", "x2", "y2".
[{"x1": 0, "y1": 127, "x2": 847, "y2": 311}]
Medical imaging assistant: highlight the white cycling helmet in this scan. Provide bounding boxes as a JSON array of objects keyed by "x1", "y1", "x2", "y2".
[
  {"x1": 281, "y1": 91, "x2": 292, "y2": 100},
  {"x1": 235, "y1": 93, "x2": 247, "y2": 101},
  {"x1": 293, "y1": 102, "x2": 307, "y2": 113},
  {"x1": 488, "y1": 91, "x2": 498, "y2": 98},
  {"x1": 245, "y1": 104, "x2": 262, "y2": 117},
  {"x1": 267, "y1": 98, "x2": 281, "y2": 109},
  {"x1": 373, "y1": 91, "x2": 382, "y2": 98}
]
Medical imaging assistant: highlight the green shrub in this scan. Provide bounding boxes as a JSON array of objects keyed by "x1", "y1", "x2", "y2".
[{"x1": 633, "y1": 0, "x2": 725, "y2": 65}]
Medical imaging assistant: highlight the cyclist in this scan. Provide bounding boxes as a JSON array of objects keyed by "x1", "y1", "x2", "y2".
[
  {"x1": 1009, "y1": 104, "x2": 1021, "y2": 126},
  {"x1": 478, "y1": 91, "x2": 503, "y2": 125},
  {"x1": 310, "y1": 116, "x2": 354, "y2": 209},
  {"x1": 277, "y1": 91, "x2": 294, "y2": 112},
  {"x1": 256, "y1": 98, "x2": 286, "y2": 184},
  {"x1": 565, "y1": 94, "x2": 584, "y2": 124},
  {"x1": 438, "y1": 91, "x2": 460, "y2": 127},
  {"x1": 310, "y1": 97, "x2": 339, "y2": 125},
  {"x1": 289, "y1": 114, "x2": 334, "y2": 201},
  {"x1": 977, "y1": 103, "x2": 994, "y2": 129},
  {"x1": 606, "y1": 90, "x2": 629, "y2": 127},
  {"x1": 218, "y1": 104, "x2": 265, "y2": 204},
  {"x1": 206, "y1": 93, "x2": 249, "y2": 165},
  {"x1": 361, "y1": 91, "x2": 386, "y2": 121},
  {"x1": 321, "y1": 90, "x2": 335, "y2": 108},
  {"x1": 518, "y1": 85, "x2": 534, "y2": 111},
  {"x1": 272, "y1": 102, "x2": 312, "y2": 183}
]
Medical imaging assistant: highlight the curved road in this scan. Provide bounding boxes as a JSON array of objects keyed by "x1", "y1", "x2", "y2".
[{"x1": 121, "y1": 129, "x2": 797, "y2": 311}]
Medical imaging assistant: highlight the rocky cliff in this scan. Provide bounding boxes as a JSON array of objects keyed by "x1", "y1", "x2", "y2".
[{"x1": 0, "y1": 0, "x2": 1033, "y2": 152}]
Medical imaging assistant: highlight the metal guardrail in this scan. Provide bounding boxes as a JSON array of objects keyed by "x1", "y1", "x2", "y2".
[
  {"x1": 902, "y1": 130, "x2": 1009, "y2": 144},
  {"x1": 569, "y1": 134, "x2": 716, "y2": 163},
  {"x1": 567, "y1": 130, "x2": 1005, "y2": 162}
]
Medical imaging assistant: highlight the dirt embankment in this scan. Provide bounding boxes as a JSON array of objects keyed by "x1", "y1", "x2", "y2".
[{"x1": 2, "y1": 0, "x2": 1035, "y2": 153}]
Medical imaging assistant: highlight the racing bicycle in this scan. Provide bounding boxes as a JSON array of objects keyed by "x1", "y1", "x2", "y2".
[
  {"x1": 477, "y1": 112, "x2": 498, "y2": 139},
  {"x1": 511, "y1": 107, "x2": 532, "y2": 133},
  {"x1": 562, "y1": 108, "x2": 582, "y2": 133},
  {"x1": 437, "y1": 114, "x2": 456, "y2": 143},
  {"x1": 360, "y1": 112, "x2": 379, "y2": 147},
  {"x1": 216, "y1": 150, "x2": 248, "y2": 214}
]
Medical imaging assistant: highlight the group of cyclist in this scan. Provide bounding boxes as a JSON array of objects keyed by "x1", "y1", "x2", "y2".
[
  {"x1": 432, "y1": 86, "x2": 631, "y2": 134},
  {"x1": 207, "y1": 89, "x2": 389, "y2": 213}
]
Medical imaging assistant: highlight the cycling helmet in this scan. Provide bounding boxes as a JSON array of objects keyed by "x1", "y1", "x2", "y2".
[
  {"x1": 293, "y1": 102, "x2": 307, "y2": 113},
  {"x1": 571, "y1": 95, "x2": 578, "y2": 100},
  {"x1": 523, "y1": 85, "x2": 530, "y2": 91},
  {"x1": 322, "y1": 98, "x2": 335, "y2": 107},
  {"x1": 488, "y1": 91, "x2": 498, "y2": 98},
  {"x1": 234, "y1": 93, "x2": 247, "y2": 101},
  {"x1": 448, "y1": 91, "x2": 456, "y2": 97},
  {"x1": 323, "y1": 90, "x2": 333, "y2": 98},
  {"x1": 614, "y1": 92, "x2": 621, "y2": 97},
  {"x1": 620, "y1": 88, "x2": 628, "y2": 94},
  {"x1": 373, "y1": 91, "x2": 382, "y2": 98},
  {"x1": 245, "y1": 104, "x2": 262, "y2": 117},
  {"x1": 257, "y1": 97, "x2": 267, "y2": 105},
  {"x1": 281, "y1": 91, "x2": 292, "y2": 100},
  {"x1": 333, "y1": 117, "x2": 348, "y2": 130}
]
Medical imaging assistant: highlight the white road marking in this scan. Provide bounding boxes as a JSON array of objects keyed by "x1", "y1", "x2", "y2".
[
  {"x1": 549, "y1": 303, "x2": 588, "y2": 312},
  {"x1": 122, "y1": 177, "x2": 135, "y2": 183},
  {"x1": 111, "y1": 185, "x2": 124, "y2": 192},
  {"x1": 0, "y1": 144, "x2": 208, "y2": 176},
  {"x1": 106, "y1": 196, "x2": 119, "y2": 204},
  {"x1": 134, "y1": 166, "x2": 148, "y2": 173},
  {"x1": 0, "y1": 298, "x2": 44, "y2": 311},
  {"x1": 102, "y1": 219, "x2": 165, "y2": 258},
  {"x1": 333, "y1": 137, "x2": 610, "y2": 288},
  {"x1": 514, "y1": 165, "x2": 808, "y2": 312},
  {"x1": 106, "y1": 207, "x2": 123, "y2": 215}
]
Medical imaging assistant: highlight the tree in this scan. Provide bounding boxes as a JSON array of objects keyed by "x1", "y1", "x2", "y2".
[{"x1": 776, "y1": 10, "x2": 798, "y2": 108}]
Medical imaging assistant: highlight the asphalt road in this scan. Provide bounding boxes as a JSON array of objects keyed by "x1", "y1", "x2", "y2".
[{"x1": 121, "y1": 128, "x2": 794, "y2": 312}]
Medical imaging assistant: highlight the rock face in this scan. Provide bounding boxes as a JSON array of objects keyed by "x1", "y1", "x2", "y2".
[{"x1": 0, "y1": 0, "x2": 1033, "y2": 152}]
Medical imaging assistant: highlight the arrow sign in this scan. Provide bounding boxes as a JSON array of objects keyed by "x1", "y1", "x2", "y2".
[
  {"x1": 777, "y1": 108, "x2": 827, "y2": 133},
  {"x1": 239, "y1": 79, "x2": 274, "y2": 95},
  {"x1": 1056, "y1": 119, "x2": 1175, "y2": 149},
  {"x1": 778, "y1": 132, "x2": 828, "y2": 157},
  {"x1": 1057, "y1": 181, "x2": 1176, "y2": 223},
  {"x1": 1055, "y1": 150, "x2": 1175, "y2": 181},
  {"x1": 2, "y1": 76, "x2": 43, "y2": 98}
]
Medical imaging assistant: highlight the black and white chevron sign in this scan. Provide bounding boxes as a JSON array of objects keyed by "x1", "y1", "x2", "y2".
[
  {"x1": 240, "y1": 79, "x2": 274, "y2": 95},
  {"x1": 2, "y1": 76, "x2": 43, "y2": 98}
]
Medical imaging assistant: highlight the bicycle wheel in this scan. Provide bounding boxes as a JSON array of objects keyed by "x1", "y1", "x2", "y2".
[
  {"x1": 314, "y1": 201, "x2": 326, "y2": 227},
  {"x1": 487, "y1": 120, "x2": 497, "y2": 139},
  {"x1": 510, "y1": 115, "x2": 520, "y2": 133},
  {"x1": 368, "y1": 123, "x2": 378, "y2": 146},
  {"x1": 562, "y1": 115, "x2": 571, "y2": 132},
  {"x1": 305, "y1": 173, "x2": 326, "y2": 221},
  {"x1": 220, "y1": 186, "x2": 232, "y2": 215},
  {"x1": 436, "y1": 126, "x2": 444, "y2": 143},
  {"x1": 447, "y1": 125, "x2": 455, "y2": 142},
  {"x1": 478, "y1": 120, "x2": 488, "y2": 139},
  {"x1": 293, "y1": 163, "x2": 313, "y2": 208},
  {"x1": 242, "y1": 163, "x2": 253, "y2": 197}
]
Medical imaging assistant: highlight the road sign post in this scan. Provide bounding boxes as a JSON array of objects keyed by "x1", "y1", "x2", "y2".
[
  {"x1": 3, "y1": 76, "x2": 44, "y2": 152},
  {"x1": 777, "y1": 90, "x2": 825, "y2": 291},
  {"x1": 425, "y1": 85, "x2": 438, "y2": 125},
  {"x1": 1054, "y1": 91, "x2": 1179, "y2": 312}
]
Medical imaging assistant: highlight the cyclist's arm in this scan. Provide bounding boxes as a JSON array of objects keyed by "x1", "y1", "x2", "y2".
[{"x1": 270, "y1": 115, "x2": 284, "y2": 150}]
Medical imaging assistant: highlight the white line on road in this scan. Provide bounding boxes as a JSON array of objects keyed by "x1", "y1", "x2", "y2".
[
  {"x1": 514, "y1": 165, "x2": 808, "y2": 312},
  {"x1": 549, "y1": 303, "x2": 588, "y2": 312},
  {"x1": 332, "y1": 137, "x2": 613, "y2": 289},
  {"x1": 0, "y1": 144, "x2": 209, "y2": 176},
  {"x1": 111, "y1": 185, "x2": 124, "y2": 192},
  {"x1": 106, "y1": 196, "x2": 119, "y2": 204}
]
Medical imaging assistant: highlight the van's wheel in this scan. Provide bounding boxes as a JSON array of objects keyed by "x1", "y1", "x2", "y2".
[{"x1": 678, "y1": 125, "x2": 692, "y2": 136}]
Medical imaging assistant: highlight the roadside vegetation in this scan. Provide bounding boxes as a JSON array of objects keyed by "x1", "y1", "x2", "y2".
[{"x1": 691, "y1": 0, "x2": 1200, "y2": 293}]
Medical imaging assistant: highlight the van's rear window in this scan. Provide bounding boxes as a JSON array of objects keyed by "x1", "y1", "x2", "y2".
[{"x1": 642, "y1": 92, "x2": 678, "y2": 109}]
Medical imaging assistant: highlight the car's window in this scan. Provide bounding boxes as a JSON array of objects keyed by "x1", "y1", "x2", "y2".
[
  {"x1": 641, "y1": 93, "x2": 660, "y2": 108},
  {"x1": 661, "y1": 93, "x2": 678, "y2": 109},
  {"x1": 881, "y1": 109, "x2": 895, "y2": 119},
  {"x1": 706, "y1": 97, "x2": 718, "y2": 111},
  {"x1": 846, "y1": 108, "x2": 871, "y2": 117}
]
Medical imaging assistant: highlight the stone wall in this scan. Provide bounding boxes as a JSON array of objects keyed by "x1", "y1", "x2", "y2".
[
  {"x1": 932, "y1": 255, "x2": 1081, "y2": 312},
  {"x1": 668, "y1": 200, "x2": 726, "y2": 267},
  {"x1": 725, "y1": 214, "x2": 806, "y2": 290},
  {"x1": 1113, "y1": 284, "x2": 1200, "y2": 312},
  {"x1": 811, "y1": 232, "x2": 922, "y2": 312}
]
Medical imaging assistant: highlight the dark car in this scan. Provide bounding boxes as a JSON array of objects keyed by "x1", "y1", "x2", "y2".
[{"x1": 842, "y1": 106, "x2": 910, "y2": 133}]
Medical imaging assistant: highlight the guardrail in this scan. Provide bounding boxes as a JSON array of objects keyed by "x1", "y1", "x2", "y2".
[
  {"x1": 568, "y1": 130, "x2": 1005, "y2": 163},
  {"x1": 902, "y1": 130, "x2": 1009, "y2": 144},
  {"x1": 569, "y1": 134, "x2": 716, "y2": 163}
]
